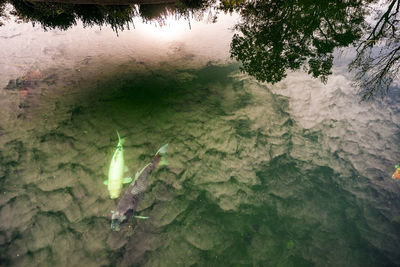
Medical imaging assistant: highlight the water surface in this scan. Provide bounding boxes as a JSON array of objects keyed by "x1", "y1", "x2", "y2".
[{"x1": 1, "y1": 2, "x2": 400, "y2": 266}]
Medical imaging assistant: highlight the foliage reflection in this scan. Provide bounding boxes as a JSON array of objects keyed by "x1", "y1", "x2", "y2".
[{"x1": 0, "y1": 0, "x2": 399, "y2": 98}]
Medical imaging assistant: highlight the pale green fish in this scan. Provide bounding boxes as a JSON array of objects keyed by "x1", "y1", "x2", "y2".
[{"x1": 104, "y1": 131, "x2": 132, "y2": 199}]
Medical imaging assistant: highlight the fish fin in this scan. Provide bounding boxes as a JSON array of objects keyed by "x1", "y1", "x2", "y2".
[
  {"x1": 103, "y1": 180, "x2": 108, "y2": 185},
  {"x1": 131, "y1": 186, "x2": 142, "y2": 195},
  {"x1": 116, "y1": 130, "x2": 125, "y2": 145},
  {"x1": 135, "y1": 163, "x2": 151, "y2": 181},
  {"x1": 134, "y1": 215, "x2": 149, "y2": 219},
  {"x1": 156, "y1": 143, "x2": 169, "y2": 166},
  {"x1": 124, "y1": 165, "x2": 129, "y2": 172},
  {"x1": 132, "y1": 171, "x2": 140, "y2": 184},
  {"x1": 156, "y1": 143, "x2": 168, "y2": 156},
  {"x1": 123, "y1": 177, "x2": 132, "y2": 184},
  {"x1": 160, "y1": 158, "x2": 169, "y2": 166}
]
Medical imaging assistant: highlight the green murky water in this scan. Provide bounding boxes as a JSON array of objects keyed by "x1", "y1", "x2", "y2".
[
  {"x1": 1, "y1": 63, "x2": 399, "y2": 266},
  {"x1": 1, "y1": 1, "x2": 400, "y2": 266}
]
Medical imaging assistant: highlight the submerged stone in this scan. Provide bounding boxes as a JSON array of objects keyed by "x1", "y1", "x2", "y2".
[{"x1": 4, "y1": 79, "x2": 17, "y2": 90}]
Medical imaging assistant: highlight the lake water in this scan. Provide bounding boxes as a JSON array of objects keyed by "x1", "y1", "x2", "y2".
[{"x1": 1, "y1": 1, "x2": 400, "y2": 266}]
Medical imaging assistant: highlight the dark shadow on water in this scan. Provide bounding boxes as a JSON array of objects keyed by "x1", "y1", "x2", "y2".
[{"x1": 89, "y1": 64, "x2": 239, "y2": 110}]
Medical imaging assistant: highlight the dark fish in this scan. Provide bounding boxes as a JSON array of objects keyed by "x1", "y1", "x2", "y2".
[{"x1": 111, "y1": 144, "x2": 168, "y2": 231}]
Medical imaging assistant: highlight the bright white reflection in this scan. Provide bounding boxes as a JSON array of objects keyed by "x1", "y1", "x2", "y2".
[
  {"x1": 0, "y1": 6, "x2": 239, "y2": 86},
  {"x1": 133, "y1": 16, "x2": 191, "y2": 41}
]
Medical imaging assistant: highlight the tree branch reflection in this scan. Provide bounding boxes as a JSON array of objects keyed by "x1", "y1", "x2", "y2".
[
  {"x1": 350, "y1": 0, "x2": 400, "y2": 99},
  {"x1": 0, "y1": 0, "x2": 399, "y2": 99},
  {"x1": 227, "y1": 0, "x2": 373, "y2": 84}
]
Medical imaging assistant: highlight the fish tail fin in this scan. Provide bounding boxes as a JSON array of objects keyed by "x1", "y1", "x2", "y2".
[
  {"x1": 134, "y1": 215, "x2": 149, "y2": 219},
  {"x1": 156, "y1": 143, "x2": 168, "y2": 166},
  {"x1": 116, "y1": 130, "x2": 125, "y2": 145}
]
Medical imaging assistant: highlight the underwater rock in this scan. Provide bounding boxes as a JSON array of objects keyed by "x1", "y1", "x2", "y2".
[
  {"x1": 391, "y1": 216, "x2": 400, "y2": 224},
  {"x1": 175, "y1": 72, "x2": 197, "y2": 84},
  {"x1": 80, "y1": 217, "x2": 109, "y2": 254},
  {"x1": 3, "y1": 78, "x2": 27, "y2": 91},
  {"x1": 4, "y1": 79, "x2": 17, "y2": 90},
  {"x1": 24, "y1": 214, "x2": 64, "y2": 252},
  {"x1": 184, "y1": 221, "x2": 229, "y2": 251},
  {"x1": 144, "y1": 238, "x2": 201, "y2": 267},
  {"x1": 150, "y1": 199, "x2": 189, "y2": 227},
  {"x1": 0, "y1": 196, "x2": 37, "y2": 232},
  {"x1": 26, "y1": 248, "x2": 53, "y2": 267}
]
